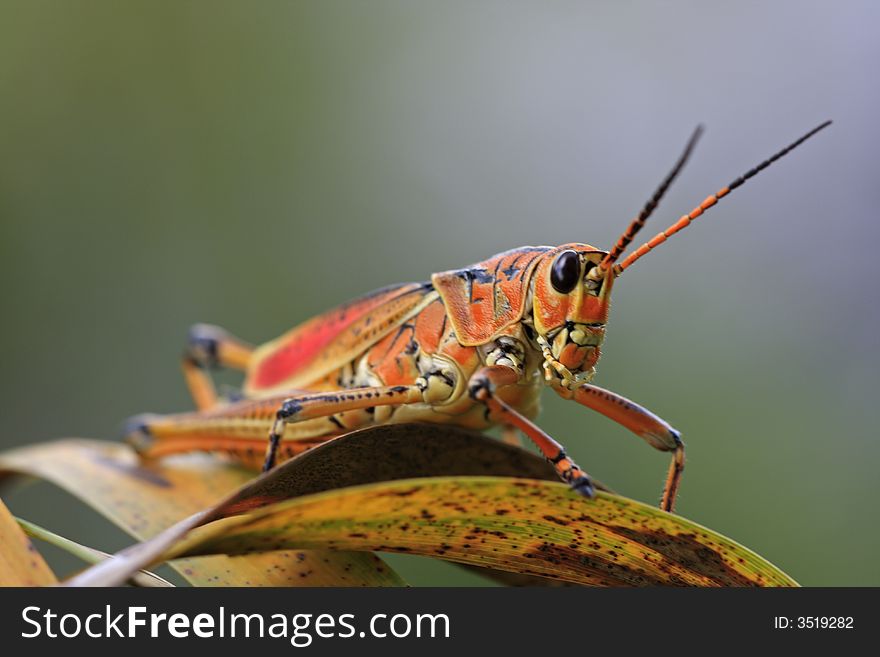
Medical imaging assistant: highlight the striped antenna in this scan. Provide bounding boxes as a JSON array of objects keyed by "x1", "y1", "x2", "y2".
[
  {"x1": 599, "y1": 125, "x2": 704, "y2": 270},
  {"x1": 614, "y1": 120, "x2": 832, "y2": 274}
]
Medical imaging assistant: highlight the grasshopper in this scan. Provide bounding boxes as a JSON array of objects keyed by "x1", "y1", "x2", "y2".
[{"x1": 126, "y1": 121, "x2": 830, "y2": 512}]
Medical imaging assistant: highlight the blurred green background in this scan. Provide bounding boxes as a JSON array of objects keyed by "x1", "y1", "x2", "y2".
[{"x1": 1, "y1": 0, "x2": 877, "y2": 586}]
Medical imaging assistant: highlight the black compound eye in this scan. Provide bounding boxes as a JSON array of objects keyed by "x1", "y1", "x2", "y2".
[{"x1": 550, "y1": 250, "x2": 580, "y2": 294}]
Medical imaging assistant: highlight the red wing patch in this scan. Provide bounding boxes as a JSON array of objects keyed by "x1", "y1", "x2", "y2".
[
  {"x1": 431, "y1": 246, "x2": 552, "y2": 345},
  {"x1": 246, "y1": 282, "x2": 434, "y2": 393}
]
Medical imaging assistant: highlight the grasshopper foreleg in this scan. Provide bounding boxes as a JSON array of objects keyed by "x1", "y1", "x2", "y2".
[
  {"x1": 553, "y1": 382, "x2": 685, "y2": 512},
  {"x1": 468, "y1": 365, "x2": 595, "y2": 498}
]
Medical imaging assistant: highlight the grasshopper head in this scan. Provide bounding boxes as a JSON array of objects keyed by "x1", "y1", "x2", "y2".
[
  {"x1": 529, "y1": 243, "x2": 616, "y2": 387},
  {"x1": 528, "y1": 121, "x2": 831, "y2": 388}
]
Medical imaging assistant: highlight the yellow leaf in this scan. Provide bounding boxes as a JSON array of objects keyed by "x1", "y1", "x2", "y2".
[
  {"x1": 3, "y1": 422, "x2": 574, "y2": 587},
  {"x1": 0, "y1": 497, "x2": 56, "y2": 586},
  {"x1": 6, "y1": 425, "x2": 797, "y2": 587},
  {"x1": 165, "y1": 476, "x2": 797, "y2": 587}
]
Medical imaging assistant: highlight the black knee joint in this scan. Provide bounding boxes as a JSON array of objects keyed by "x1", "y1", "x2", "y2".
[
  {"x1": 277, "y1": 399, "x2": 303, "y2": 420},
  {"x1": 186, "y1": 324, "x2": 221, "y2": 368}
]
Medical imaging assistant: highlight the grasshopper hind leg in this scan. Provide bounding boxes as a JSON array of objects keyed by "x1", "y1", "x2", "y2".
[{"x1": 181, "y1": 323, "x2": 254, "y2": 411}]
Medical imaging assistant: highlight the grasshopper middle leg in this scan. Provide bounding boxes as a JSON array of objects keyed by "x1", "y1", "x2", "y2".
[{"x1": 261, "y1": 384, "x2": 427, "y2": 470}]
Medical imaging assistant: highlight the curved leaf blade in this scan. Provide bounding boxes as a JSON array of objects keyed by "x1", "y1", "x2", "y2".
[
  {"x1": 57, "y1": 422, "x2": 568, "y2": 587},
  {"x1": 1, "y1": 423, "x2": 573, "y2": 587},
  {"x1": 168, "y1": 477, "x2": 798, "y2": 587},
  {"x1": 67, "y1": 423, "x2": 601, "y2": 586}
]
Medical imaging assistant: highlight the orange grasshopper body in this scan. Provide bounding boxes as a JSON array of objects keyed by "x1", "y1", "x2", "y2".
[{"x1": 127, "y1": 122, "x2": 830, "y2": 512}]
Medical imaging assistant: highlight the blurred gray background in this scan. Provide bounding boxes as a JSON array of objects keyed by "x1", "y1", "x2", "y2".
[{"x1": 1, "y1": 0, "x2": 877, "y2": 586}]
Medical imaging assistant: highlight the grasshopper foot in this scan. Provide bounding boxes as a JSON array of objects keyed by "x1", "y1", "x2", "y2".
[{"x1": 569, "y1": 474, "x2": 595, "y2": 499}]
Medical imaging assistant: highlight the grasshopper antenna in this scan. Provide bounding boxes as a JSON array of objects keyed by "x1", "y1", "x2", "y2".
[
  {"x1": 599, "y1": 124, "x2": 704, "y2": 271},
  {"x1": 614, "y1": 120, "x2": 832, "y2": 274}
]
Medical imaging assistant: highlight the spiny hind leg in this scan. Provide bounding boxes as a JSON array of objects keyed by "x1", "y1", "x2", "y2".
[
  {"x1": 467, "y1": 365, "x2": 595, "y2": 498},
  {"x1": 128, "y1": 373, "x2": 456, "y2": 470},
  {"x1": 553, "y1": 383, "x2": 685, "y2": 512},
  {"x1": 181, "y1": 323, "x2": 254, "y2": 410},
  {"x1": 126, "y1": 393, "x2": 357, "y2": 468}
]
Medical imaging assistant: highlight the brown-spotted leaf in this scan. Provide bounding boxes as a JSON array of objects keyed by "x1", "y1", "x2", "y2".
[
  {"x1": 162, "y1": 477, "x2": 798, "y2": 587},
  {"x1": 0, "y1": 423, "x2": 580, "y2": 587},
  {"x1": 0, "y1": 496, "x2": 57, "y2": 586},
  {"x1": 199, "y1": 422, "x2": 607, "y2": 588},
  {"x1": 59, "y1": 423, "x2": 573, "y2": 586},
  {"x1": 0, "y1": 440, "x2": 402, "y2": 586}
]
